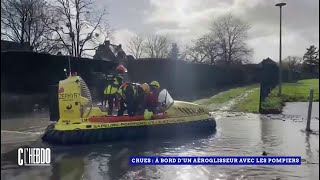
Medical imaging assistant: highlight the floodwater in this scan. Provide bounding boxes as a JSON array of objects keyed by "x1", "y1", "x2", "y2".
[
  {"x1": 1, "y1": 109, "x2": 319, "y2": 180},
  {"x1": 282, "y1": 102, "x2": 319, "y2": 119}
]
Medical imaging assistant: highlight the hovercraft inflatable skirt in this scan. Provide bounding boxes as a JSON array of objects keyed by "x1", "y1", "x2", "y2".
[
  {"x1": 42, "y1": 118, "x2": 216, "y2": 145},
  {"x1": 42, "y1": 76, "x2": 217, "y2": 145}
]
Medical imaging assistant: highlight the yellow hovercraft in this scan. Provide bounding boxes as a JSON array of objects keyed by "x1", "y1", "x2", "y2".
[{"x1": 42, "y1": 76, "x2": 216, "y2": 145}]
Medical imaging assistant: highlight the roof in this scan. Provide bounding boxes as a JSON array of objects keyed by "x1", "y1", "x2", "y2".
[
  {"x1": 93, "y1": 41, "x2": 127, "y2": 62},
  {"x1": 109, "y1": 44, "x2": 121, "y2": 55},
  {"x1": 260, "y1": 57, "x2": 276, "y2": 64}
]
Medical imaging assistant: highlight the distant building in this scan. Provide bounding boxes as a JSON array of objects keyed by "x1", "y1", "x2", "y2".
[
  {"x1": 260, "y1": 57, "x2": 277, "y2": 65},
  {"x1": 93, "y1": 40, "x2": 128, "y2": 64},
  {"x1": 1, "y1": 40, "x2": 33, "y2": 52}
]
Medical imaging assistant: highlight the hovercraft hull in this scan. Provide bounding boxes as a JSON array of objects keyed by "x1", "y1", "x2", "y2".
[{"x1": 42, "y1": 118, "x2": 216, "y2": 145}]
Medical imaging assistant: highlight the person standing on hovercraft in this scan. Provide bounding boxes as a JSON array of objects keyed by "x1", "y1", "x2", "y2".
[
  {"x1": 103, "y1": 65, "x2": 127, "y2": 115},
  {"x1": 145, "y1": 81, "x2": 161, "y2": 114},
  {"x1": 103, "y1": 79, "x2": 119, "y2": 115}
]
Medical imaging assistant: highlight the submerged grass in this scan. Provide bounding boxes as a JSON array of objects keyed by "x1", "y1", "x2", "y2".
[
  {"x1": 199, "y1": 84, "x2": 258, "y2": 105},
  {"x1": 232, "y1": 88, "x2": 260, "y2": 113}
]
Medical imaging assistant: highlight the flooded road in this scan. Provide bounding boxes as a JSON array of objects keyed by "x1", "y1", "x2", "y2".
[{"x1": 1, "y1": 110, "x2": 319, "y2": 180}]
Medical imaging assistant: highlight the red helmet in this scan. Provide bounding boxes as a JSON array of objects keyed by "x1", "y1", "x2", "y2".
[{"x1": 116, "y1": 65, "x2": 127, "y2": 73}]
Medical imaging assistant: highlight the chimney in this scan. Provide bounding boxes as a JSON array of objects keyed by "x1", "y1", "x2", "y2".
[{"x1": 104, "y1": 40, "x2": 110, "y2": 46}]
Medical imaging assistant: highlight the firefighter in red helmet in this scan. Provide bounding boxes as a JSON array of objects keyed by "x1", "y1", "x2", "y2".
[{"x1": 102, "y1": 65, "x2": 127, "y2": 115}]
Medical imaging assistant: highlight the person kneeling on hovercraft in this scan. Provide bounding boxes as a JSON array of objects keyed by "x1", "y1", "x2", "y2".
[
  {"x1": 145, "y1": 81, "x2": 161, "y2": 114},
  {"x1": 117, "y1": 82, "x2": 150, "y2": 116}
]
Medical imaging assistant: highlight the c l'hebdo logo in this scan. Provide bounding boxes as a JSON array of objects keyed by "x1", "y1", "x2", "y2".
[{"x1": 17, "y1": 147, "x2": 51, "y2": 166}]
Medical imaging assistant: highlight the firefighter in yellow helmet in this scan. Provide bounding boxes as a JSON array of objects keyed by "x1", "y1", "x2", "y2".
[{"x1": 145, "y1": 81, "x2": 161, "y2": 113}]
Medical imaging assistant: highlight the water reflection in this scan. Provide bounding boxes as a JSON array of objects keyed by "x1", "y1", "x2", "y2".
[
  {"x1": 259, "y1": 115, "x2": 283, "y2": 155},
  {"x1": 50, "y1": 154, "x2": 85, "y2": 180},
  {"x1": 305, "y1": 133, "x2": 312, "y2": 161},
  {"x1": 106, "y1": 134, "x2": 217, "y2": 180}
]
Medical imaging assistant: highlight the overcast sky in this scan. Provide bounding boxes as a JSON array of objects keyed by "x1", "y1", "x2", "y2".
[{"x1": 97, "y1": 0, "x2": 319, "y2": 63}]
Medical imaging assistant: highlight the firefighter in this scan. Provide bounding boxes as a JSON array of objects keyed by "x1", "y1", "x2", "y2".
[
  {"x1": 117, "y1": 83, "x2": 150, "y2": 116},
  {"x1": 103, "y1": 65, "x2": 127, "y2": 115},
  {"x1": 135, "y1": 83, "x2": 150, "y2": 115},
  {"x1": 117, "y1": 82, "x2": 136, "y2": 116},
  {"x1": 145, "y1": 81, "x2": 161, "y2": 113},
  {"x1": 103, "y1": 78, "x2": 119, "y2": 115}
]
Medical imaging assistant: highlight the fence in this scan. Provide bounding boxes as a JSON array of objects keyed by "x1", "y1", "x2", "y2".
[
  {"x1": 127, "y1": 59, "x2": 260, "y2": 98},
  {"x1": 1, "y1": 51, "x2": 117, "y2": 113}
]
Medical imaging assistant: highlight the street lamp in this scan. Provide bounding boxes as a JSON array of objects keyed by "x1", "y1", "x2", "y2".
[{"x1": 275, "y1": 2, "x2": 286, "y2": 96}]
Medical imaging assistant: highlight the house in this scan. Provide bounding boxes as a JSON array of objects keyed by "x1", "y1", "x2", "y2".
[{"x1": 93, "y1": 40, "x2": 128, "y2": 64}]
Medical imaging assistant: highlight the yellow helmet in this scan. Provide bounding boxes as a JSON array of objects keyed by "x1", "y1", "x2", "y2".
[
  {"x1": 141, "y1": 83, "x2": 150, "y2": 93},
  {"x1": 150, "y1": 81, "x2": 160, "y2": 88}
]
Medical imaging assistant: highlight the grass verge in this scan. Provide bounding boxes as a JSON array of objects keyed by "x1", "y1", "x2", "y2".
[{"x1": 261, "y1": 79, "x2": 319, "y2": 113}]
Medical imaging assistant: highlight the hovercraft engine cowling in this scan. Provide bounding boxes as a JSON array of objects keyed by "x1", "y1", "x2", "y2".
[{"x1": 42, "y1": 76, "x2": 106, "y2": 144}]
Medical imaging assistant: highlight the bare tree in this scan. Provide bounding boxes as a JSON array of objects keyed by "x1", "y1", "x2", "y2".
[
  {"x1": 283, "y1": 56, "x2": 303, "y2": 81},
  {"x1": 144, "y1": 35, "x2": 170, "y2": 58},
  {"x1": 48, "y1": 0, "x2": 111, "y2": 57},
  {"x1": 184, "y1": 45, "x2": 207, "y2": 63},
  {"x1": 184, "y1": 34, "x2": 220, "y2": 64},
  {"x1": 210, "y1": 13, "x2": 252, "y2": 64},
  {"x1": 283, "y1": 56, "x2": 302, "y2": 71},
  {"x1": 184, "y1": 14, "x2": 251, "y2": 65},
  {"x1": 126, "y1": 34, "x2": 145, "y2": 59},
  {"x1": 1, "y1": 0, "x2": 54, "y2": 52},
  {"x1": 196, "y1": 35, "x2": 220, "y2": 64}
]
